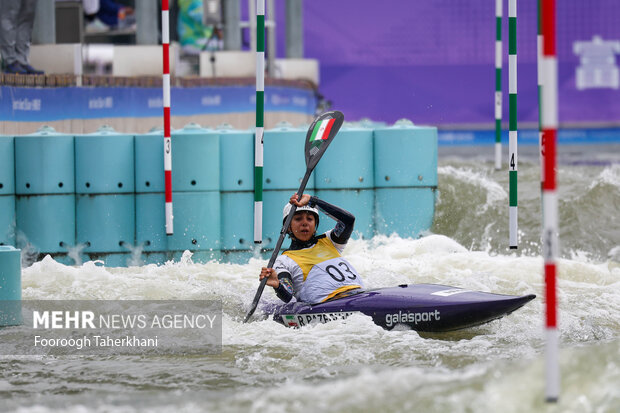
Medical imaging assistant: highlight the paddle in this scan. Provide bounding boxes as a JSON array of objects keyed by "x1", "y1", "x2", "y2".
[{"x1": 243, "y1": 110, "x2": 344, "y2": 323}]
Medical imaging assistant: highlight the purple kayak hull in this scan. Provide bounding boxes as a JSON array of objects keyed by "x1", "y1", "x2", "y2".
[{"x1": 272, "y1": 284, "x2": 536, "y2": 332}]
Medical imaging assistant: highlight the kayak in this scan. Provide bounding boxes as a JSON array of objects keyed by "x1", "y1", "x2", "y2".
[{"x1": 270, "y1": 283, "x2": 535, "y2": 332}]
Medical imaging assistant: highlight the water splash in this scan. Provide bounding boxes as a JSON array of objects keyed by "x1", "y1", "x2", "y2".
[
  {"x1": 63, "y1": 242, "x2": 89, "y2": 266},
  {"x1": 15, "y1": 230, "x2": 39, "y2": 268},
  {"x1": 119, "y1": 241, "x2": 146, "y2": 267}
]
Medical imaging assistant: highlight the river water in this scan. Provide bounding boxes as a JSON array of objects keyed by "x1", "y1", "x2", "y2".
[{"x1": 1, "y1": 145, "x2": 619, "y2": 412}]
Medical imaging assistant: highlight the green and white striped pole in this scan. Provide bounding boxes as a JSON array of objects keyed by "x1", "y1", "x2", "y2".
[
  {"x1": 509, "y1": 0, "x2": 518, "y2": 249},
  {"x1": 254, "y1": 0, "x2": 265, "y2": 244},
  {"x1": 538, "y1": 0, "x2": 545, "y2": 191},
  {"x1": 495, "y1": 0, "x2": 503, "y2": 170}
]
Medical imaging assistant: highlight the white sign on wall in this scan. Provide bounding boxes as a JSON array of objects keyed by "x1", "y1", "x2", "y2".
[{"x1": 573, "y1": 35, "x2": 620, "y2": 90}]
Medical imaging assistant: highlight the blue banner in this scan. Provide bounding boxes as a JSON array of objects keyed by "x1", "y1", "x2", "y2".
[{"x1": 0, "y1": 85, "x2": 317, "y2": 122}]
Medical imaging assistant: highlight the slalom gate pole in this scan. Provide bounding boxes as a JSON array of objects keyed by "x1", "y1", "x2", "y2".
[
  {"x1": 254, "y1": 0, "x2": 265, "y2": 244},
  {"x1": 542, "y1": 0, "x2": 560, "y2": 403},
  {"x1": 538, "y1": 0, "x2": 545, "y2": 192},
  {"x1": 508, "y1": 0, "x2": 518, "y2": 249},
  {"x1": 495, "y1": 0, "x2": 503, "y2": 170},
  {"x1": 162, "y1": 0, "x2": 173, "y2": 235}
]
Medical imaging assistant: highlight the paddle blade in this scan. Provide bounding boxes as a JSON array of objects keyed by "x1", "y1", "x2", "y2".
[{"x1": 305, "y1": 111, "x2": 344, "y2": 170}]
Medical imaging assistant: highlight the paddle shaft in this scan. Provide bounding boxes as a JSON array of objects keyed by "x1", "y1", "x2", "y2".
[{"x1": 243, "y1": 168, "x2": 313, "y2": 322}]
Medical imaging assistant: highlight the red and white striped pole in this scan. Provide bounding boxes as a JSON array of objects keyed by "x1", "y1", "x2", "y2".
[
  {"x1": 162, "y1": 0, "x2": 173, "y2": 235},
  {"x1": 541, "y1": 0, "x2": 559, "y2": 402}
]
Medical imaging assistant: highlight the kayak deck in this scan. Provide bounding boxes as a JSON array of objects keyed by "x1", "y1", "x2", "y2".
[{"x1": 271, "y1": 283, "x2": 536, "y2": 332}]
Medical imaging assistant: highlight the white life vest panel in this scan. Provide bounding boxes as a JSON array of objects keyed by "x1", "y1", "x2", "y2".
[{"x1": 274, "y1": 231, "x2": 364, "y2": 303}]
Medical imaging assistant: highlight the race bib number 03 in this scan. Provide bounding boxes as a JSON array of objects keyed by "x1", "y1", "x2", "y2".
[{"x1": 324, "y1": 261, "x2": 357, "y2": 282}]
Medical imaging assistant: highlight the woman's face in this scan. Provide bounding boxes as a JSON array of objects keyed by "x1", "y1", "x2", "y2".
[{"x1": 289, "y1": 211, "x2": 316, "y2": 242}]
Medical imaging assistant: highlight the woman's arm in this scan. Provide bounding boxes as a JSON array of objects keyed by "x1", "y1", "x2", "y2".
[
  {"x1": 309, "y1": 196, "x2": 355, "y2": 244},
  {"x1": 289, "y1": 193, "x2": 356, "y2": 244},
  {"x1": 259, "y1": 267, "x2": 294, "y2": 303}
]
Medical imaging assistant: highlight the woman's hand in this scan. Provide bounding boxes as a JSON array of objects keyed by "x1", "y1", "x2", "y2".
[
  {"x1": 259, "y1": 267, "x2": 279, "y2": 288},
  {"x1": 290, "y1": 193, "x2": 311, "y2": 207}
]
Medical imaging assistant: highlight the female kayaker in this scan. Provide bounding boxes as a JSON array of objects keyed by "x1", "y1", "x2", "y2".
[{"x1": 259, "y1": 193, "x2": 365, "y2": 304}]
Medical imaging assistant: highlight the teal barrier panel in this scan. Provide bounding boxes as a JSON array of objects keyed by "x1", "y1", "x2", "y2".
[
  {"x1": 0, "y1": 136, "x2": 14, "y2": 195},
  {"x1": 375, "y1": 187, "x2": 436, "y2": 237},
  {"x1": 218, "y1": 124, "x2": 253, "y2": 192},
  {"x1": 14, "y1": 126, "x2": 75, "y2": 195},
  {"x1": 172, "y1": 123, "x2": 220, "y2": 192},
  {"x1": 0, "y1": 195, "x2": 15, "y2": 246},
  {"x1": 76, "y1": 194, "x2": 135, "y2": 253},
  {"x1": 75, "y1": 126, "x2": 135, "y2": 194},
  {"x1": 135, "y1": 129, "x2": 164, "y2": 193},
  {"x1": 315, "y1": 189, "x2": 375, "y2": 240},
  {"x1": 263, "y1": 122, "x2": 314, "y2": 190},
  {"x1": 373, "y1": 119, "x2": 437, "y2": 238},
  {"x1": 14, "y1": 127, "x2": 75, "y2": 254},
  {"x1": 373, "y1": 119, "x2": 438, "y2": 188},
  {"x1": 219, "y1": 124, "x2": 253, "y2": 259},
  {"x1": 75, "y1": 126, "x2": 135, "y2": 260},
  {"x1": 0, "y1": 136, "x2": 15, "y2": 246},
  {"x1": 221, "y1": 192, "x2": 253, "y2": 251},
  {"x1": 166, "y1": 192, "x2": 220, "y2": 252},
  {"x1": 135, "y1": 193, "x2": 166, "y2": 253},
  {"x1": 315, "y1": 124, "x2": 373, "y2": 189},
  {"x1": 0, "y1": 246, "x2": 21, "y2": 327},
  {"x1": 16, "y1": 194, "x2": 75, "y2": 253},
  {"x1": 135, "y1": 130, "x2": 167, "y2": 265}
]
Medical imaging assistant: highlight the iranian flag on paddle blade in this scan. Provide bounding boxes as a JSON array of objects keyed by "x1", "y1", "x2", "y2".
[{"x1": 310, "y1": 118, "x2": 336, "y2": 142}]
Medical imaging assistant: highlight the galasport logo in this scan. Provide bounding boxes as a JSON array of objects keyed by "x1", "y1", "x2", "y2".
[{"x1": 385, "y1": 310, "x2": 441, "y2": 328}]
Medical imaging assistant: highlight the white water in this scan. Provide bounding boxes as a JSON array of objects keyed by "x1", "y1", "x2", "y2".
[
  {"x1": 1, "y1": 233, "x2": 618, "y2": 412},
  {"x1": 2, "y1": 155, "x2": 620, "y2": 412}
]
